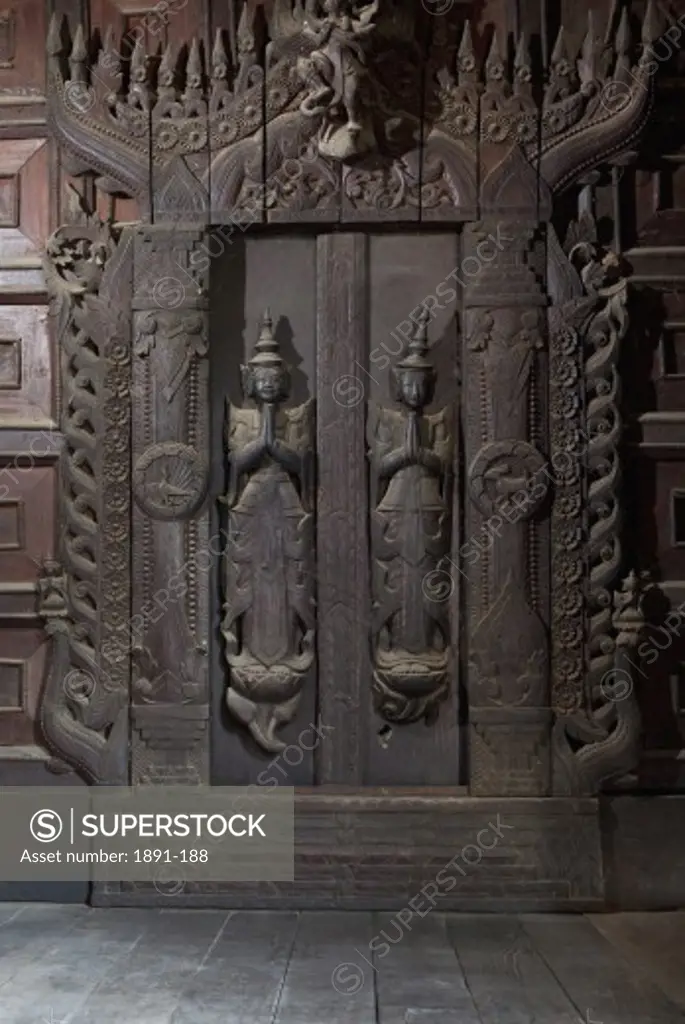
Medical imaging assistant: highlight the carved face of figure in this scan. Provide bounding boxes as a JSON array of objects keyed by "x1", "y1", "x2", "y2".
[
  {"x1": 250, "y1": 366, "x2": 289, "y2": 404},
  {"x1": 395, "y1": 368, "x2": 433, "y2": 410}
]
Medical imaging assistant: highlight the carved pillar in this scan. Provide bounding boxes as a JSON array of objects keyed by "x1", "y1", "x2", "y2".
[
  {"x1": 549, "y1": 218, "x2": 646, "y2": 794},
  {"x1": 41, "y1": 220, "x2": 134, "y2": 784},
  {"x1": 464, "y1": 220, "x2": 552, "y2": 796},
  {"x1": 129, "y1": 226, "x2": 211, "y2": 785}
]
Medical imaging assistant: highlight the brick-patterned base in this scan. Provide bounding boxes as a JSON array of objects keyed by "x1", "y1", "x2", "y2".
[{"x1": 93, "y1": 791, "x2": 603, "y2": 911}]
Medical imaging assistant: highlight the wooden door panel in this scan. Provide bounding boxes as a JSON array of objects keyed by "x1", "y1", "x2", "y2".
[
  {"x1": 365, "y1": 230, "x2": 461, "y2": 786},
  {"x1": 210, "y1": 233, "x2": 317, "y2": 787},
  {"x1": 209, "y1": 229, "x2": 463, "y2": 788},
  {"x1": 0, "y1": 2, "x2": 55, "y2": 754}
]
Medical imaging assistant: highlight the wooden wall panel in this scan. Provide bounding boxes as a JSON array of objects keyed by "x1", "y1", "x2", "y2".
[
  {"x1": 0, "y1": 460, "x2": 56, "y2": 748},
  {"x1": 0, "y1": 3, "x2": 56, "y2": 756},
  {"x1": 0, "y1": 0, "x2": 46, "y2": 93},
  {"x1": 620, "y1": 67, "x2": 685, "y2": 788}
]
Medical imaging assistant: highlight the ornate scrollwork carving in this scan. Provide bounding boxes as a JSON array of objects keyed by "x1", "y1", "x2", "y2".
[
  {"x1": 46, "y1": 1, "x2": 429, "y2": 221},
  {"x1": 553, "y1": 571, "x2": 645, "y2": 795},
  {"x1": 41, "y1": 216, "x2": 132, "y2": 784},
  {"x1": 538, "y1": 2, "x2": 659, "y2": 193},
  {"x1": 221, "y1": 312, "x2": 315, "y2": 753},
  {"x1": 368, "y1": 310, "x2": 453, "y2": 724},
  {"x1": 46, "y1": 2, "x2": 659, "y2": 223},
  {"x1": 550, "y1": 214, "x2": 642, "y2": 794},
  {"x1": 423, "y1": 3, "x2": 659, "y2": 217}
]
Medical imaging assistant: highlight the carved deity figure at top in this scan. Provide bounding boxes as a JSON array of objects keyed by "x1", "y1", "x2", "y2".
[{"x1": 298, "y1": 0, "x2": 380, "y2": 161}]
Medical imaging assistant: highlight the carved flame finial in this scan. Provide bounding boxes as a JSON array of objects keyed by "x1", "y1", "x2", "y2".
[
  {"x1": 47, "y1": 12, "x2": 63, "y2": 58},
  {"x1": 457, "y1": 20, "x2": 477, "y2": 81},
  {"x1": 485, "y1": 31, "x2": 506, "y2": 84},
  {"x1": 642, "y1": 0, "x2": 660, "y2": 46},
  {"x1": 212, "y1": 28, "x2": 229, "y2": 81}
]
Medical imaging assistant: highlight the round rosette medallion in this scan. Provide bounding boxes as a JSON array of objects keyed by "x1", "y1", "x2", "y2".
[
  {"x1": 133, "y1": 442, "x2": 208, "y2": 521},
  {"x1": 468, "y1": 439, "x2": 548, "y2": 520}
]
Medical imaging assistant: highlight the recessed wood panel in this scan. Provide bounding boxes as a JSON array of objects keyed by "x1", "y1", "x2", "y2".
[
  {"x1": 0, "y1": 138, "x2": 48, "y2": 263},
  {"x1": 652, "y1": 464, "x2": 685, "y2": 577},
  {"x1": 0, "y1": 175, "x2": 18, "y2": 227},
  {"x1": 0, "y1": 629, "x2": 46, "y2": 745},
  {"x1": 662, "y1": 327, "x2": 685, "y2": 378},
  {"x1": 0, "y1": 463, "x2": 54, "y2": 583},
  {"x1": 0, "y1": 305, "x2": 53, "y2": 426},
  {"x1": 210, "y1": 235, "x2": 317, "y2": 788},
  {"x1": 0, "y1": 498, "x2": 23, "y2": 549},
  {"x1": 0, "y1": 0, "x2": 44, "y2": 91},
  {"x1": 0, "y1": 336, "x2": 21, "y2": 388},
  {"x1": 0, "y1": 659, "x2": 22, "y2": 708}
]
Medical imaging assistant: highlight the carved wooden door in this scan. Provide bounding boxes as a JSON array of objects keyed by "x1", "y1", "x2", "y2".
[
  {"x1": 37, "y1": 0, "x2": 665, "y2": 908},
  {"x1": 208, "y1": 231, "x2": 462, "y2": 788}
]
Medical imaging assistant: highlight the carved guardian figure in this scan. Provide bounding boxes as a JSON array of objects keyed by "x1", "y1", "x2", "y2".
[
  {"x1": 368, "y1": 309, "x2": 453, "y2": 723},
  {"x1": 298, "y1": 0, "x2": 379, "y2": 161},
  {"x1": 222, "y1": 312, "x2": 315, "y2": 753}
]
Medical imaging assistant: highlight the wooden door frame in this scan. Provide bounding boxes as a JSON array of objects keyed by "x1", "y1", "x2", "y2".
[{"x1": 36, "y1": 2, "x2": 659, "y2": 908}]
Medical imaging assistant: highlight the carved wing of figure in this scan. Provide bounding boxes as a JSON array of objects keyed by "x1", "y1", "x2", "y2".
[
  {"x1": 226, "y1": 404, "x2": 260, "y2": 453},
  {"x1": 424, "y1": 407, "x2": 453, "y2": 465},
  {"x1": 367, "y1": 402, "x2": 405, "y2": 468},
  {"x1": 224, "y1": 404, "x2": 261, "y2": 507},
  {"x1": 282, "y1": 397, "x2": 315, "y2": 506},
  {"x1": 283, "y1": 397, "x2": 315, "y2": 454}
]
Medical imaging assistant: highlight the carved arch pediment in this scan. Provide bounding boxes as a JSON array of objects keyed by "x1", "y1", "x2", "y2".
[{"x1": 46, "y1": 0, "x2": 660, "y2": 223}]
